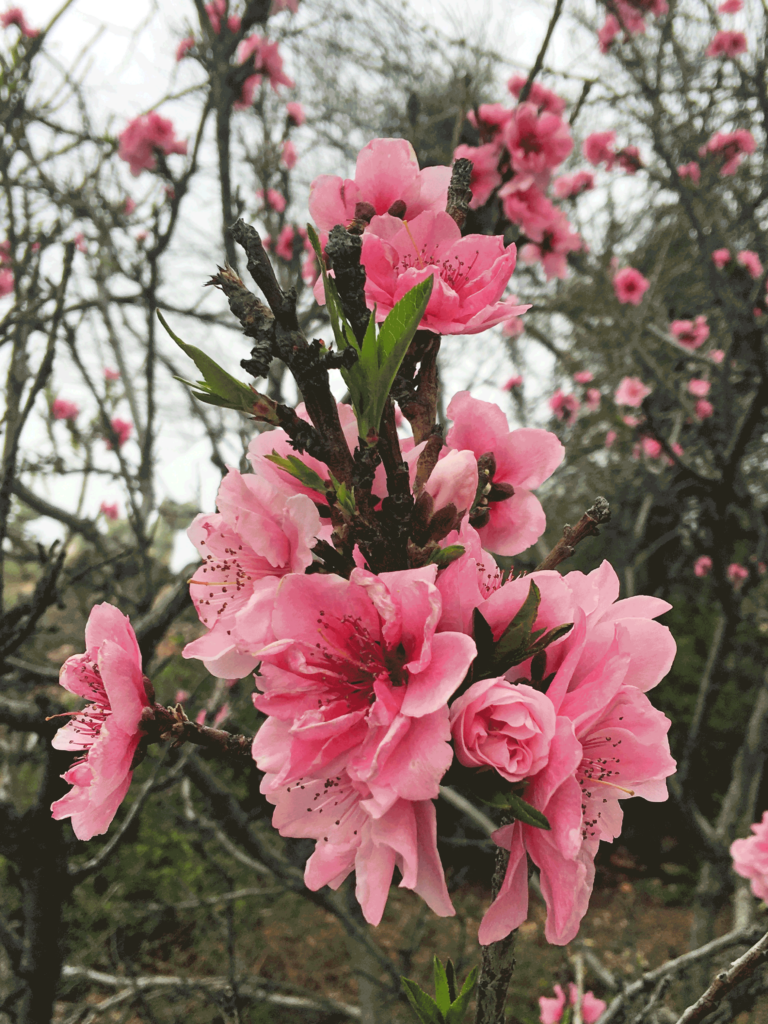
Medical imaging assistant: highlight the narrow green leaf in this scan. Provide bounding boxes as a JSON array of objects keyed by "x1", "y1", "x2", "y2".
[
  {"x1": 493, "y1": 580, "x2": 541, "y2": 664},
  {"x1": 445, "y1": 967, "x2": 479, "y2": 1024},
  {"x1": 401, "y1": 978, "x2": 445, "y2": 1024},
  {"x1": 265, "y1": 451, "x2": 327, "y2": 493},
  {"x1": 433, "y1": 958, "x2": 451, "y2": 1016},
  {"x1": 427, "y1": 544, "x2": 466, "y2": 568},
  {"x1": 526, "y1": 622, "x2": 574, "y2": 660},
  {"x1": 160, "y1": 312, "x2": 256, "y2": 410},
  {"x1": 306, "y1": 223, "x2": 359, "y2": 356},
  {"x1": 445, "y1": 960, "x2": 458, "y2": 1004},
  {"x1": 481, "y1": 791, "x2": 551, "y2": 830}
]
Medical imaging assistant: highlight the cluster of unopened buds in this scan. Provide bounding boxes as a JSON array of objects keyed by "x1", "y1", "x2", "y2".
[{"x1": 51, "y1": 137, "x2": 677, "y2": 952}]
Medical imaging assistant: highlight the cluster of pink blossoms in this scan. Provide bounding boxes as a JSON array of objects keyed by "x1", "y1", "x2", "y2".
[
  {"x1": 597, "y1": 0, "x2": 668, "y2": 54},
  {"x1": 50, "y1": 135, "x2": 677, "y2": 950},
  {"x1": 117, "y1": 112, "x2": 188, "y2": 177}
]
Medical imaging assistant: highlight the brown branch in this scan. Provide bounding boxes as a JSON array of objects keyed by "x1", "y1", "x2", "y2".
[
  {"x1": 474, "y1": 838, "x2": 518, "y2": 1024},
  {"x1": 534, "y1": 497, "x2": 611, "y2": 571},
  {"x1": 446, "y1": 158, "x2": 473, "y2": 229},
  {"x1": 516, "y1": 0, "x2": 566, "y2": 104},
  {"x1": 675, "y1": 929, "x2": 768, "y2": 1024}
]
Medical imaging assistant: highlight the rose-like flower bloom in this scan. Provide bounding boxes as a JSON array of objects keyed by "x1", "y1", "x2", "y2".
[
  {"x1": 549, "y1": 390, "x2": 580, "y2": 424},
  {"x1": 713, "y1": 248, "x2": 731, "y2": 268},
  {"x1": 281, "y1": 139, "x2": 297, "y2": 169},
  {"x1": 347, "y1": 211, "x2": 528, "y2": 335},
  {"x1": 695, "y1": 399, "x2": 714, "y2": 420},
  {"x1": 507, "y1": 74, "x2": 566, "y2": 115},
  {"x1": 700, "y1": 129, "x2": 755, "y2": 175},
  {"x1": 614, "y1": 267, "x2": 650, "y2": 305},
  {"x1": 573, "y1": 370, "x2": 593, "y2": 384},
  {"x1": 310, "y1": 139, "x2": 451, "y2": 234},
  {"x1": 99, "y1": 501, "x2": 119, "y2": 521},
  {"x1": 52, "y1": 398, "x2": 79, "y2": 421},
  {"x1": 671, "y1": 315, "x2": 709, "y2": 349},
  {"x1": 475, "y1": 562, "x2": 676, "y2": 946},
  {"x1": 118, "y1": 113, "x2": 187, "y2": 177},
  {"x1": 0, "y1": 268, "x2": 13, "y2": 296},
  {"x1": 586, "y1": 388, "x2": 601, "y2": 412},
  {"x1": 453, "y1": 143, "x2": 502, "y2": 208},
  {"x1": 737, "y1": 249, "x2": 763, "y2": 279},
  {"x1": 540, "y1": 984, "x2": 606, "y2": 1024},
  {"x1": 446, "y1": 391, "x2": 564, "y2": 556},
  {"x1": 234, "y1": 35, "x2": 294, "y2": 107},
  {"x1": 615, "y1": 376, "x2": 651, "y2": 407},
  {"x1": 502, "y1": 103, "x2": 573, "y2": 175},
  {"x1": 728, "y1": 562, "x2": 749, "y2": 585},
  {"x1": 678, "y1": 161, "x2": 701, "y2": 184},
  {"x1": 451, "y1": 679, "x2": 556, "y2": 782},
  {"x1": 732, "y1": 812, "x2": 768, "y2": 901},
  {"x1": 598, "y1": 14, "x2": 621, "y2": 53},
  {"x1": 504, "y1": 374, "x2": 524, "y2": 390},
  {"x1": 688, "y1": 378, "x2": 711, "y2": 397},
  {"x1": 718, "y1": 0, "x2": 742, "y2": 10},
  {"x1": 710, "y1": 348, "x2": 725, "y2": 363},
  {"x1": 51, "y1": 605, "x2": 150, "y2": 840},
  {"x1": 251, "y1": 567, "x2": 476, "y2": 924},
  {"x1": 183, "y1": 467, "x2": 321, "y2": 678},
  {"x1": 583, "y1": 131, "x2": 616, "y2": 169},
  {"x1": 694, "y1": 555, "x2": 712, "y2": 577},
  {"x1": 256, "y1": 187, "x2": 286, "y2": 213},
  {"x1": 175, "y1": 36, "x2": 194, "y2": 60},
  {"x1": 706, "y1": 29, "x2": 747, "y2": 57},
  {"x1": 106, "y1": 418, "x2": 132, "y2": 449},
  {"x1": 1, "y1": 6, "x2": 38, "y2": 36},
  {"x1": 286, "y1": 100, "x2": 305, "y2": 126},
  {"x1": 554, "y1": 171, "x2": 595, "y2": 199}
]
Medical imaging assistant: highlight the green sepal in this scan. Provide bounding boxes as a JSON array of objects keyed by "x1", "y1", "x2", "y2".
[
  {"x1": 481, "y1": 791, "x2": 551, "y2": 830},
  {"x1": 401, "y1": 978, "x2": 445, "y2": 1024},
  {"x1": 427, "y1": 544, "x2": 466, "y2": 568},
  {"x1": 329, "y1": 473, "x2": 355, "y2": 515},
  {"x1": 265, "y1": 451, "x2": 327, "y2": 493},
  {"x1": 444, "y1": 966, "x2": 478, "y2": 1024}
]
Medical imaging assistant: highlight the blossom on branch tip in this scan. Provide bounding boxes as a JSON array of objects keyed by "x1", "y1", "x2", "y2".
[
  {"x1": 694, "y1": 555, "x2": 712, "y2": 577},
  {"x1": 52, "y1": 398, "x2": 80, "y2": 421},
  {"x1": 583, "y1": 131, "x2": 616, "y2": 169},
  {"x1": 256, "y1": 187, "x2": 286, "y2": 213},
  {"x1": 539, "y1": 984, "x2": 606, "y2": 1023},
  {"x1": 176, "y1": 36, "x2": 194, "y2": 60},
  {"x1": 507, "y1": 74, "x2": 566, "y2": 115},
  {"x1": 732, "y1": 812, "x2": 768, "y2": 900},
  {"x1": 309, "y1": 138, "x2": 451, "y2": 233},
  {"x1": 106, "y1": 418, "x2": 132, "y2": 449},
  {"x1": 737, "y1": 249, "x2": 763, "y2": 279},
  {"x1": 285, "y1": 100, "x2": 305, "y2": 126},
  {"x1": 700, "y1": 129, "x2": 755, "y2": 175},
  {"x1": 613, "y1": 267, "x2": 650, "y2": 305},
  {"x1": 688, "y1": 378, "x2": 711, "y2": 397},
  {"x1": 281, "y1": 139, "x2": 297, "y2": 169},
  {"x1": 51, "y1": 605, "x2": 150, "y2": 840},
  {"x1": 99, "y1": 502, "x2": 119, "y2": 521},
  {"x1": 502, "y1": 103, "x2": 573, "y2": 175},
  {"x1": 709, "y1": 349, "x2": 725, "y2": 364},
  {"x1": 235, "y1": 35, "x2": 294, "y2": 108},
  {"x1": 118, "y1": 113, "x2": 188, "y2": 177},
  {"x1": 670, "y1": 315, "x2": 709, "y2": 349},
  {"x1": 727, "y1": 563, "x2": 748, "y2": 586},
  {"x1": 598, "y1": 14, "x2": 621, "y2": 53},
  {"x1": 549, "y1": 390, "x2": 580, "y2": 425},
  {"x1": 695, "y1": 399, "x2": 714, "y2": 420},
  {"x1": 712, "y1": 248, "x2": 731, "y2": 268},
  {"x1": 705, "y1": 29, "x2": 747, "y2": 57},
  {"x1": 615, "y1": 376, "x2": 651, "y2": 407},
  {"x1": 104, "y1": 367, "x2": 120, "y2": 382},
  {"x1": 553, "y1": 171, "x2": 595, "y2": 199},
  {"x1": 504, "y1": 375, "x2": 524, "y2": 390},
  {"x1": 1, "y1": 7, "x2": 38, "y2": 36}
]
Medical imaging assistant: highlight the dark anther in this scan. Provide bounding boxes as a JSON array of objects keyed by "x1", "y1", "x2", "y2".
[
  {"x1": 488, "y1": 481, "x2": 515, "y2": 502},
  {"x1": 387, "y1": 199, "x2": 407, "y2": 218}
]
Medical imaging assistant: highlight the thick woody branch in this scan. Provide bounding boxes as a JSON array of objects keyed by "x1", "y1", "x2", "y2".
[
  {"x1": 446, "y1": 158, "x2": 474, "y2": 229},
  {"x1": 230, "y1": 218, "x2": 297, "y2": 327},
  {"x1": 474, "y1": 840, "x2": 517, "y2": 1024},
  {"x1": 10, "y1": 480, "x2": 101, "y2": 546},
  {"x1": 534, "y1": 497, "x2": 611, "y2": 571},
  {"x1": 140, "y1": 706, "x2": 254, "y2": 767},
  {"x1": 675, "y1": 929, "x2": 768, "y2": 1024},
  {"x1": 325, "y1": 226, "x2": 370, "y2": 344}
]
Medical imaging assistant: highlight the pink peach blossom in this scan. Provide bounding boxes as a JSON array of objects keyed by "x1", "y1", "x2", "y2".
[
  {"x1": 709, "y1": 349, "x2": 725, "y2": 364},
  {"x1": 583, "y1": 131, "x2": 616, "y2": 169},
  {"x1": 520, "y1": 209, "x2": 582, "y2": 280},
  {"x1": 586, "y1": 388, "x2": 601, "y2": 412},
  {"x1": 476, "y1": 561, "x2": 676, "y2": 945},
  {"x1": 503, "y1": 103, "x2": 573, "y2": 175},
  {"x1": 183, "y1": 467, "x2": 321, "y2": 679},
  {"x1": 549, "y1": 390, "x2": 580, "y2": 424},
  {"x1": 688, "y1": 378, "x2": 711, "y2": 397},
  {"x1": 235, "y1": 35, "x2": 294, "y2": 107},
  {"x1": 706, "y1": 29, "x2": 747, "y2": 57},
  {"x1": 104, "y1": 367, "x2": 120, "y2": 381},
  {"x1": 712, "y1": 248, "x2": 731, "y2": 268},
  {"x1": 694, "y1": 555, "x2": 712, "y2": 577},
  {"x1": 309, "y1": 139, "x2": 451, "y2": 233},
  {"x1": 617, "y1": 145, "x2": 642, "y2": 174},
  {"x1": 270, "y1": 0, "x2": 299, "y2": 12},
  {"x1": 641, "y1": 437, "x2": 662, "y2": 458},
  {"x1": 573, "y1": 370, "x2": 593, "y2": 384},
  {"x1": 678, "y1": 161, "x2": 701, "y2": 184},
  {"x1": 501, "y1": 317, "x2": 524, "y2": 339},
  {"x1": 718, "y1": 0, "x2": 742, "y2": 11},
  {"x1": 598, "y1": 14, "x2": 621, "y2": 53},
  {"x1": 205, "y1": 0, "x2": 241, "y2": 33},
  {"x1": 51, "y1": 605, "x2": 150, "y2": 840},
  {"x1": 670, "y1": 315, "x2": 709, "y2": 349},
  {"x1": 106, "y1": 418, "x2": 132, "y2": 449},
  {"x1": 286, "y1": 100, "x2": 305, "y2": 126},
  {"x1": 453, "y1": 143, "x2": 502, "y2": 209},
  {"x1": 507, "y1": 75, "x2": 566, "y2": 115},
  {"x1": 52, "y1": 398, "x2": 79, "y2": 421},
  {"x1": 446, "y1": 391, "x2": 564, "y2": 556},
  {"x1": 123, "y1": 197, "x2": 136, "y2": 215},
  {"x1": 731, "y1": 812, "x2": 768, "y2": 901},
  {"x1": 615, "y1": 377, "x2": 651, "y2": 407},
  {"x1": 695, "y1": 399, "x2": 714, "y2": 420},
  {"x1": 700, "y1": 129, "x2": 755, "y2": 175},
  {"x1": 1, "y1": 6, "x2": 37, "y2": 36},
  {"x1": 275, "y1": 224, "x2": 306, "y2": 260},
  {"x1": 728, "y1": 562, "x2": 748, "y2": 585},
  {"x1": 0, "y1": 269, "x2": 12, "y2": 296},
  {"x1": 176, "y1": 36, "x2": 194, "y2": 60},
  {"x1": 539, "y1": 984, "x2": 607, "y2": 1024},
  {"x1": 504, "y1": 375, "x2": 524, "y2": 390},
  {"x1": 553, "y1": 171, "x2": 595, "y2": 199},
  {"x1": 348, "y1": 211, "x2": 528, "y2": 335},
  {"x1": 623, "y1": 415, "x2": 640, "y2": 427},
  {"x1": 99, "y1": 502, "x2": 119, "y2": 521},
  {"x1": 737, "y1": 249, "x2": 763, "y2": 279},
  {"x1": 256, "y1": 187, "x2": 286, "y2": 213},
  {"x1": 613, "y1": 267, "x2": 650, "y2": 305},
  {"x1": 423, "y1": 449, "x2": 478, "y2": 517},
  {"x1": 451, "y1": 679, "x2": 556, "y2": 783},
  {"x1": 605, "y1": 429, "x2": 617, "y2": 448},
  {"x1": 118, "y1": 113, "x2": 187, "y2": 177},
  {"x1": 498, "y1": 179, "x2": 557, "y2": 237},
  {"x1": 281, "y1": 139, "x2": 297, "y2": 169},
  {"x1": 466, "y1": 103, "x2": 513, "y2": 136}
]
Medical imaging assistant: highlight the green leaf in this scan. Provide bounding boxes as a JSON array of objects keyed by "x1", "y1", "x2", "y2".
[
  {"x1": 482, "y1": 791, "x2": 551, "y2": 830},
  {"x1": 433, "y1": 958, "x2": 451, "y2": 1016},
  {"x1": 329, "y1": 473, "x2": 356, "y2": 515},
  {"x1": 427, "y1": 544, "x2": 466, "y2": 568},
  {"x1": 265, "y1": 451, "x2": 327, "y2": 493},
  {"x1": 401, "y1": 978, "x2": 445, "y2": 1024},
  {"x1": 444, "y1": 967, "x2": 478, "y2": 1024},
  {"x1": 493, "y1": 580, "x2": 541, "y2": 665},
  {"x1": 445, "y1": 960, "x2": 458, "y2": 1004},
  {"x1": 472, "y1": 607, "x2": 495, "y2": 658}
]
